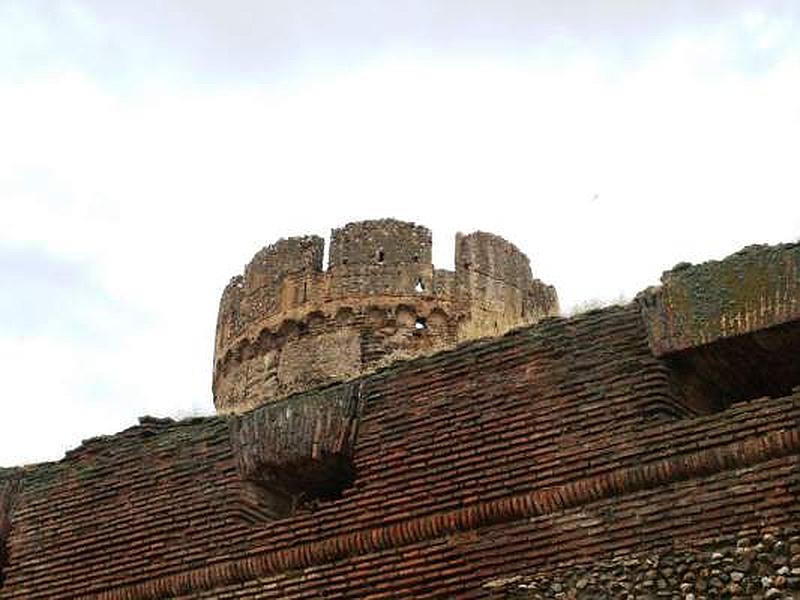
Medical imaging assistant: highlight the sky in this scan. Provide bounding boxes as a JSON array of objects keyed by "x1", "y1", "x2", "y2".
[{"x1": 1, "y1": 1, "x2": 799, "y2": 467}]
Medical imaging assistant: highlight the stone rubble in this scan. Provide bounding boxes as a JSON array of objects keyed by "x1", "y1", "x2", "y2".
[{"x1": 497, "y1": 528, "x2": 800, "y2": 600}]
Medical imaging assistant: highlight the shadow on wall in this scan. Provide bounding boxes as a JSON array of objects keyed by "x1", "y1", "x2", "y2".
[
  {"x1": 230, "y1": 381, "x2": 363, "y2": 519},
  {"x1": 638, "y1": 242, "x2": 800, "y2": 414}
]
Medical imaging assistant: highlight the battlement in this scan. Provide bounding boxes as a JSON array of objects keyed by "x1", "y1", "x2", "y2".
[
  {"x1": 328, "y1": 219, "x2": 432, "y2": 268},
  {"x1": 455, "y1": 230, "x2": 533, "y2": 289},
  {"x1": 245, "y1": 235, "x2": 324, "y2": 288},
  {"x1": 213, "y1": 218, "x2": 559, "y2": 413}
]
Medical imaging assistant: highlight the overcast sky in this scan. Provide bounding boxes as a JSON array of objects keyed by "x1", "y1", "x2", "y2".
[{"x1": 1, "y1": 1, "x2": 799, "y2": 466}]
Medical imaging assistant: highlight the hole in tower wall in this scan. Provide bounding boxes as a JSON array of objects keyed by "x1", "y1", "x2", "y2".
[
  {"x1": 322, "y1": 235, "x2": 330, "y2": 271},
  {"x1": 665, "y1": 319, "x2": 800, "y2": 414},
  {"x1": 415, "y1": 278, "x2": 425, "y2": 293},
  {"x1": 336, "y1": 307, "x2": 354, "y2": 324},
  {"x1": 377, "y1": 249, "x2": 385, "y2": 264},
  {"x1": 415, "y1": 317, "x2": 427, "y2": 330}
]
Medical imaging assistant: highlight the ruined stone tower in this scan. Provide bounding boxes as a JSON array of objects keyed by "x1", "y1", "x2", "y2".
[{"x1": 213, "y1": 219, "x2": 559, "y2": 413}]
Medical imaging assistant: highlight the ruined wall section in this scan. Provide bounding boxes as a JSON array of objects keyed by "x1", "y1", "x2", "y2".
[
  {"x1": 230, "y1": 381, "x2": 364, "y2": 505},
  {"x1": 638, "y1": 242, "x2": 800, "y2": 357},
  {"x1": 214, "y1": 236, "x2": 325, "y2": 359},
  {"x1": 455, "y1": 232, "x2": 558, "y2": 339},
  {"x1": 328, "y1": 219, "x2": 432, "y2": 267},
  {"x1": 0, "y1": 416, "x2": 298, "y2": 599},
  {"x1": 213, "y1": 219, "x2": 559, "y2": 414},
  {"x1": 637, "y1": 242, "x2": 800, "y2": 412}
]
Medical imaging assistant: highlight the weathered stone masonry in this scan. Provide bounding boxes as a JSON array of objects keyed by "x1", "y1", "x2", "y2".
[
  {"x1": 491, "y1": 528, "x2": 800, "y2": 599},
  {"x1": 213, "y1": 219, "x2": 559, "y2": 413},
  {"x1": 0, "y1": 231, "x2": 798, "y2": 599}
]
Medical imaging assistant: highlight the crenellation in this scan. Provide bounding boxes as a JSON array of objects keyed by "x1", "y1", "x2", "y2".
[
  {"x1": 245, "y1": 235, "x2": 324, "y2": 288},
  {"x1": 455, "y1": 230, "x2": 533, "y2": 290},
  {"x1": 450, "y1": 231, "x2": 558, "y2": 340},
  {"x1": 328, "y1": 219, "x2": 432, "y2": 268},
  {"x1": 241, "y1": 236, "x2": 325, "y2": 323},
  {"x1": 212, "y1": 218, "x2": 559, "y2": 413}
]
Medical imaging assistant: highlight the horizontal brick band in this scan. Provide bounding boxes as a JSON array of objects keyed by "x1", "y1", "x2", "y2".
[{"x1": 94, "y1": 428, "x2": 800, "y2": 600}]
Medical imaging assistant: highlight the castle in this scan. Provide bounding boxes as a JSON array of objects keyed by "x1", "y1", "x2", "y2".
[
  {"x1": 0, "y1": 219, "x2": 798, "y2": 599},
  {"x1": 214, "y1": 219, "x2": 558, "y2": 412}
]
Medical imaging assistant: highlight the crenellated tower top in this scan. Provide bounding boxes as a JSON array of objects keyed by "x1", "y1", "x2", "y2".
[{"x1": 213, "y1": 218, "x2": 558, "y2": 413}]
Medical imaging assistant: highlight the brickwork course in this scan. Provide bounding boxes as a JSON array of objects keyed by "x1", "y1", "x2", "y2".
[{"x1": 0, "y1": 222, "x2": 798, "y2": 599}]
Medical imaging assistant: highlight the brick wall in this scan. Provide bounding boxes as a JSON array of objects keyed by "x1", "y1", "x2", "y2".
[
  {"x1": 3, "y1": 300, "x2": 797, "y2": 598},
  {"x1": 1, "y1": 241, "x2": 798, "y2": 599}
]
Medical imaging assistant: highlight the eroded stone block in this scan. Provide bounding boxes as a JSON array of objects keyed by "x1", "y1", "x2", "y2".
[{"x1": 638, "y1": 242, "x2": 799, "y2": 356}]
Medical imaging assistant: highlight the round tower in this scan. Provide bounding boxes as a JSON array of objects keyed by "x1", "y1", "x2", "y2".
[{"x1": 212, "y1": 219, "x2": 559, "y2": 414}]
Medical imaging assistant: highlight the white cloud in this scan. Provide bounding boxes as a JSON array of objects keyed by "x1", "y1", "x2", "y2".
[{"x1": 1, "y1": 2, "x2": 799, "y2": 465}]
